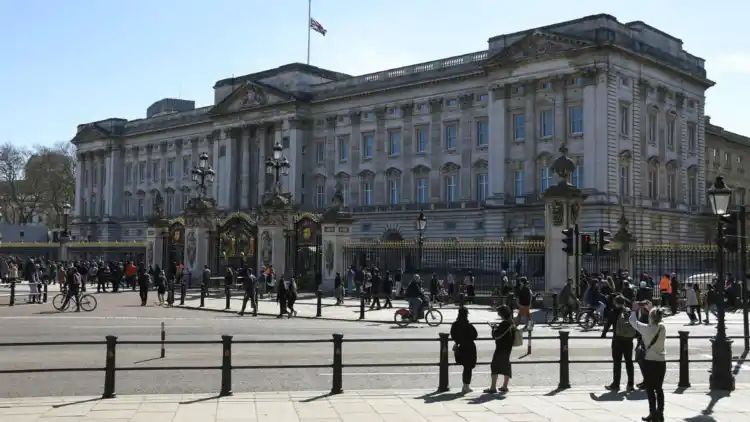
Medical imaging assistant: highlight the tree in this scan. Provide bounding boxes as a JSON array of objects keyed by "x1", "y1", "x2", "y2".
[
  {"x1": 25, "y1": 142, "x2": 76, "y2": 227},
  {"x1": 0, "y1": 142, "x2": 36, "y2": 224}
]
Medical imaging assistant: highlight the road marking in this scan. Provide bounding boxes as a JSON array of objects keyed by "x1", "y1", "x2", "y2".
[
  {"x1": 320, "y1": 366, "x2": 716, "y2": 377},
  {"x1": 71, "y1": 325, "x2": 202, "y2": 329}
]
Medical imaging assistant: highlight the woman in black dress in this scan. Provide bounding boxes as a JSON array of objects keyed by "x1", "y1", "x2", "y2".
[
  {"x1": 276, "y1": 276, "x2": 287, "y2": 318},
  {"x1": 450, "y1": 307, "x2": 477, "y2": 394},
  {"x1": 486, "y1": 304, "x2": 515, "y2": 393}
]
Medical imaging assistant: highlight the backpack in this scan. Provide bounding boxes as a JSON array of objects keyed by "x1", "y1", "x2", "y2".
[
  {"x1": 512, "y1": 326, "x2": 523, "y2": 347},
  {"x1": 615, "y1": 313, "x2": 637, "y2": 338}
]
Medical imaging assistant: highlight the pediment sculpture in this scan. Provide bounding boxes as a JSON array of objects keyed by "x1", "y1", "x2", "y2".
[{"x1": 241, "y1": 85, "x2": 268, "y2": 108}]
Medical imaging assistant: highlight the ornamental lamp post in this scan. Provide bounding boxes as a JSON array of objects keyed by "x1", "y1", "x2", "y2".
[
  {"x1": 191, "y1": 152, "x2": 215, "y2": 199},
  {"x1": 415, "y1": 211, "x2": 427, "y2": 275},
  {"x1": 707, "y1": 175, "x2": 735, "y2": 391},
  {"x1": 265, "y1": 142, "x2": 290, "y2": 193}
]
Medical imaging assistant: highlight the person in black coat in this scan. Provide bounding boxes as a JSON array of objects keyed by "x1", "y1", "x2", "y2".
[
  {"x1": 370, "y1": 269, "x2": 382, "y2": 310},
  {"x1": 138, "y1": 269, "x2": 150, "y2": 306},
  {"x1": 450, "y1": 307, "x2": 477, "y2": 394},
  {"x1": 276, "y1": 276, "x2": 288, "y2": 318},
  {"x1": 383, "y1": 271, "x2": 393, "y2": 309},
  {"x1": 430, "y1": 273, "x2": 439, "y2": 302},
  {"x1": 486, "y1": 305, "x2": 515, "y2": 394}
]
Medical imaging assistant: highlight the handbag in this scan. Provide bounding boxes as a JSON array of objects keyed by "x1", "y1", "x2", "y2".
[
  {"x1": 452, "y1": 343, "x2": 462, "y2": 364},
  {"x1": 635, "y1": 326, "x2": 662, "y2": 362},
  {"x1": 495, "y1": 324, "x2": 523, "y2": 347}
]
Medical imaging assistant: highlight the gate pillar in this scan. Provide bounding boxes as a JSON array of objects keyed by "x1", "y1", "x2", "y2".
[
  {"x1": 183, "y1": 197, "x2": 217, "y2": 281},
  {"x1": 147, "y1": 193, "x2": 170, "y2": 271},
  {"x1": 321, "y1": 205, "x2": 354, "y2": 294},
  {"x1": 543, "y1": 145, "x2": 585, "y2": 293}
]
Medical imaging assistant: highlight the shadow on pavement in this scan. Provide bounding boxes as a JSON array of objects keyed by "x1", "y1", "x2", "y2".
[
  {"x1": 732, "y1": 350, "x2": 747, "y2": 375},
  {"x1": 133, "y1": 356, "x2": 163, "y2": 364},
  {"x1": 52, "y1": 397, "x2": 101, "y2": 408},
  {"x1": 179, "y1": 395, "x2": 221, "y2": 404},
  {"x1": 415, "y1": 391, "x2": 465, "y2": 403},
  {"x1": 543, "y1": 387, "x2": 568, "y2": 396},
  {"x1": 589, "y1": 391, "x2": 626, "y2": 402},
  {"x1": 300, "y1": 392, "x2": 335, "y2": 403},
  {"x1": 701, "y1": 390, "x2": 731, "y2": 416},
  {"x1": 467, "y1": 393, "x2": 505, "y2": 404}
]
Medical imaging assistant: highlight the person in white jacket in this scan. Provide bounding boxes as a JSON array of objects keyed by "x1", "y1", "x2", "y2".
[
  {"x1": 630, "y1": 306, "x2": 666, "y2": 422},
  {"x1": 685, "y1": 283, "x2": 699, "y2": 324}
]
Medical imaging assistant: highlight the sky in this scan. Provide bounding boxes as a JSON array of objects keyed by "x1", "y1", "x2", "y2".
[{"x1": 1, "y1": 0, "x2": 749, "y2": 148}]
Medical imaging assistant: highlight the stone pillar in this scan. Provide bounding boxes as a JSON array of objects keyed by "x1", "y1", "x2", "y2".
[
  {"x1": 146, "y1": 223, "x2": 168, "y2": 270},
  {"x1": 428, "y1": 99, "x2": 443, "y2": 202},
  {"x1": 74, "y1": 153, "x2": 84, "y2": 217},
  {"x1": 239, "y1": 126, "x2": 251, "y2": 209},
  {"x1": 321, "y1": 215, "x2": 354, "y2": 293},
  {"x1": 105, "y1": 145, "x2": 123, "y2": 219},
  {"x1": 373, "y1": 108, "x2": 387, "y2": 204},
  {"x1": 287, "y1": 119, "x2": 306, "y2": 204},
  {"x1": 459, "y1": 94, "x2": 474, "y2": 200},
  {"x1": 257, "y1": 224, "x2": 287, "y2": 278},
  {"x1": 488, "y1": 86, "x2": 507, "y2": 204}
]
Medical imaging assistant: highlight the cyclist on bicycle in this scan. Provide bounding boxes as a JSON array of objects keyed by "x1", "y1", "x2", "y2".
[
  {"x1": 62, "y1": 266, "x2": 81, "y2": 312},
  {"x1": 559, "y1": 278, "x2": 578, "y2": 322},
  {"x1": 405, "y1": 275, "x2": 424, "y2": 321}
]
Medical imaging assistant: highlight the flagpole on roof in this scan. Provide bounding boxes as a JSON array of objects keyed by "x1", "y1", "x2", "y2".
[{"x1": 307, "y1": 0, "x2": 311, "y2": 65}]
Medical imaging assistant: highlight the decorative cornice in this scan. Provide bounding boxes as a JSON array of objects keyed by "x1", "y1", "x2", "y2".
[{"x1": 428, "y1": 98, "x2": 443, "y2": 113}]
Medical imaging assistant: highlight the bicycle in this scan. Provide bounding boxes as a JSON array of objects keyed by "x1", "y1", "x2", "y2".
[
  {"x1": 577, "y1": 307, "x2": 602, "y2": 330},
  {"x1": 394, "y1": 301, "x2": 443, "y2": 327},
  {"x1": 52, "y1": 290, "x2": 97, "y2": 312},
  {"x1": 544, "y1": 304, "x2": 577, "y2": 328}
]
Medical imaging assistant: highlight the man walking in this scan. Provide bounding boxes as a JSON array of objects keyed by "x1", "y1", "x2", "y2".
[
  {"x1": 62, "y1": 265, "x2": 81, "y2": 312},
  {"x1": 138, "y1": 268, "x2": 150, "y2": 306},
  {"x1": 239, "y1": 268, "x2": 257, "y2": 316},
  {"x1": 605, "y1": 295, "x2": 636, "y2": 392},
  {"x1": 334, "y1": 272, "x2": 343, "y2": 305},
  {"x1": 659, "y1": 273, "x2": 671, "y2": 311}
]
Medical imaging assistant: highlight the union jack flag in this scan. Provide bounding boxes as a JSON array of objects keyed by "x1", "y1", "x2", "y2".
[{"x1": 310, "y1": 18, "x2": 327, "y2": 36}]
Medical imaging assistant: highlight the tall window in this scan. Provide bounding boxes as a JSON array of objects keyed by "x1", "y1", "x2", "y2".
[
  {"x1": 315, "y1": 184, "x2": 325, "y2": 208},
  {"x1": 568, "y1": 106, "x2": 583, "y2": 135},
  {"x1": 315, "y1": 142, "x2": 324, "y2": 164},
  {"x1": 338, "y1": 136, "x2": 349, "y2": 162},
  {"x1": 648, "y1": 113, "x2": 657, "y2": 144},
  {"x1": 476, "y1": 173, "x2": 488, "y2": 201},
  {"x1": 619, "y1": 164, "x2": 630, "y2": 197},
  {"x1": 388, "y1": 130, "x2": 401, "y2": 156},
  {"x1": 341, "y1": 182, "x2": 350, "y2": 207},
  {"x1": 416, "y1": 177, "x2": 428, "y2": 204},
  {"x1": 167, "y1": 159, "x2": 175, "y2": 178},
  {"x1": 139, "y1": 162, "x2": 146, "y2": 183},
  {"x1": 125, "y1": 163, "x2": 133, "y2": 184},
  {"x1": 82, "y1": 199, "x2": 87, "y2": 217},
  {"x1": 667, "y1": 118, "x2": 676, "y2": 149},
  {"x1": 361, "y1": 181, "x2": 372, "y2": 205},
  {"x1": 166, "y1": 191, "x2": 175, "y2": 215},
  {"x1": 648, "y1": 164, "x2": 658, "y2": 200},
  {"x1": 388, "y1": 178, "x2": 400, "y2": 204},
  {"x1": 93, "y1": 167, "x2": 98, "y2": 187},
  {"x1": 513, "y1": 113, "x2": 526, "y2": 141},
  {"x1": 137, "y1": 198, "x2": 144, "y2": 219},
  {"x1": 666, "y1": 168, "x2": 676, "y2": 202},
  {"x1": 415, "y1": 126, "x2": 429, "y2": 153},
  {"x1": 688, "y1": 172, "x2": 697, "y2": 206},
  {"x1": 445, "y1": 122, "x2": 458, "y2": 150},
  {"x1": 620, "y1": 104, "x2": 630, "y2": 136},
  {"x1": 514, "y1": 170, "x2": 524, "y2": 197},
  {"x1": 89, "y1": 197, "x2": 96, "y2": 216},
  {"x1": 152, "y1": 160, "x2": 160, "y2": 181},
  {"x1": 540, "y1": 109, "x2": 554, "y2": 137},
  {"x1": 183, "y1": 155, "x2": 191, "y2": 176},
  {"x1": 444, "y1": 174, "x2": 457, "y2": 202},
  {"x1": 572, "y1": 165, "x2": 584, "y2": 189},
  {"x1": 361, "y1": 132, "x2": 374, "y2": 159},
  {"x1": 476, "y1": 119, "x2": 488, "y2": 147},
  {"x1": 539, "y1": 166, "x2": 552, "y2": 191},
  {"x1": 687, "y1": 123, "x2": 697, "y2": 153}
]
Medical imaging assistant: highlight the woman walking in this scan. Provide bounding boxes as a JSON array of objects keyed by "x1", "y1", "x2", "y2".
[
  {"x1": 286, "y1": 277, "x2": 298, "y2": 318},
  {"x1": 685, "y1": 283, "x2": 699, "y2": 324},
  {"x1": 383, "y1": 271, "x2": 393, "y2": 309},
  {"x1": 485, "y1": 305, "x2": 515, "y2": 394},
  {"x1": 156, "y1": 269, "x2": 167, "y2": 305},
  {"x1": 276, "y1": 276, "x2": 288, "y2": 318},
  {"x1": 450, "y1": 307, "x2": 477, "y2": 394},
  {"x1": 630, "y1": 304, "x2": 666, "y2": 422}
]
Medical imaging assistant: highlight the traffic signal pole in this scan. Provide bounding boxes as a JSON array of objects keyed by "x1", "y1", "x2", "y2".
[
  {"x1": 574, "y1": 224, "x2": 580, "y2": 298},
  {"x1": 740, "y1": 205, "x2": 749, "y2": 352}
]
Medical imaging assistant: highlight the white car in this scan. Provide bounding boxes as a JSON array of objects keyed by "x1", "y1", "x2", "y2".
[{"x1": 684, "y1": 273, "x2": 716, "y2": 286}]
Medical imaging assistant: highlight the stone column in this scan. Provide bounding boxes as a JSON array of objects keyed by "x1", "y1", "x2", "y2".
[
  {"x1": 257, "y1": 224, "x2": 287, "y2": 278},
  {"x1": 459, "y1": 94, "x2": 474, "y2": 200},
  {"x1": 74, "y1": 153, "x2": 84, "y2": 217},
  {"x1": 487, "y1": 86, "x2": 507, "y2": 204},
  {"x1": 373, "y1": 108, "x2": 387, "y2": 204},
  {"x1": 428, "y1": 98, "x2": 443, "y2": 202},
  {"x1": 146, "y1": 223, "x2": 168, "y2": 270},
  {"x1": 321, "y1": 214, "x2": 354, "y2": 293},
  {"x1": 105, "y1": 145, "x2": 123, "y2": 219},
  {"x1": 287, "y1": 119, "x2": 306, "y2": 204},
  {"x1": 349, "y1": 112, "x2": 362, "y2": 205},
  {"x1": 400, "y1": 103, "x2": 414, "y2": 203},
  {"x1": 239, "y1": 126, "x2": 251, "y2": 209}
]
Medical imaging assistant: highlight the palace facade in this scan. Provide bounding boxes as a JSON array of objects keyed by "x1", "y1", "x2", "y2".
[{"x1": 72, "y1": 14, "x2": 726, "y2": 245}]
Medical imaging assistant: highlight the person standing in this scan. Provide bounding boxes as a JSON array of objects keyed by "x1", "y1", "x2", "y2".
[
  {"x1": 429, "y1": 273, "x2": 439, "y2": 303},
  {"x1": 138, "y1": 268, "x2": 150, "y2": 306},
  {"x1": 239, "y1": 269, "x2": 257, "y2": 316},
  {"x1": 685, "y1": 283, "x2": 699, "y2": 324},
  {"x1": 705, "y1": 283, "x2": 720, "y2": 324},
  {"x1": 658, "y1": 274, "x2": 671, "y2": 312},
  {"x1": 669, "y1": 273, "x2": 680, "y2": 315},
  {"x1": 464, "y1": 271, "x2": 475, "y2": 303},
  {"x1": 605, "y1": 296, "x2": 635, "y2": 392},
  {"x1": 559, "y1": 278, "x2": 577, "y2": 322},
  {"x1": 485, "y1": 305, "x2": 515, "y2": 394},
  {"x1": 347, "y1": 266, "x2": 355, "y2": 297},
  {"x1": 630, "y1": 305, "x2": 666, "y2": 422},
  {"x1": 450, "y1": 307, "x2": 477, "y2": 394},
  {"x1": 447, "y1": 272, "x2": 456, "y2": 300},
  {"x1": 517, "y1": 279, "x2": 532, "y2": 329},
  {"x1": 125, "y1": 261, "x2": 136, "y2": 290},
  {"x1": 370, "y1": 269, "x2": 382, "y2": 310},
  {"x1": 97, "y1": 263, "x2": 109, "y2": 293},
  {"x1": 334, "y1": 272, "x2": 343, "y2": 305},
  {"x1": 286, "y1": 276, "x2": 298, "y2": 318},
  {"x1": 276, "y1": 276, "x2": 288, "y2": 318},
  {"x1": 62, "y1": 266, "x2": 81, "y2": 312},
  {"x1": 156, "y1": 269, "x2": 167, "y2": 305},
  {"x1": 691, "y1": 283, "x2": 702, "y2": 324},
  {"x1": 383, "y1": 271, "x2": 393, "y2": 309}
]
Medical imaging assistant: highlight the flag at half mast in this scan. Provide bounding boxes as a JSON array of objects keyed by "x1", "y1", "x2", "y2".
[{"x1": 310, "y1": 18, "x2": 327, "y2": 36}]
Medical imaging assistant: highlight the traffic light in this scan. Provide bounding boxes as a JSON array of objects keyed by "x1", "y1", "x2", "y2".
[
  {"x1": 562, "y1": 228, "x2": 574, "y2": 255},
  {"x1": 580, "y1": 233, "x2": 593, "y2": 255},
  {"x1": 721, "y1": 212, "x2": 739, "y2": 252},
  {"x1": 598, "y1": 229, "x2": 612, "y2": 254}
]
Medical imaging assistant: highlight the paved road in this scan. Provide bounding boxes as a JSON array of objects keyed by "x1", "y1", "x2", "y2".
[{"x1": 1, "y1": 291, "x2": 748, "y2": 397}]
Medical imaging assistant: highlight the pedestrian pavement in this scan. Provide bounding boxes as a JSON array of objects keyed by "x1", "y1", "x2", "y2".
[
  {"x1": 180, "y1": 292, "x2": 750, "y2": 329},
  {"x1": 1, "y1": 384, "x2": 748, "y2": 421}
]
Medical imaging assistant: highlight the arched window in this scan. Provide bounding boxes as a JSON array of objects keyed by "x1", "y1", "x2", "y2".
[
  {"x1": 335, "y1": 172, "x2": 351, "y2": 207},
  {"x1": 359, "y1": 171, "x2": 374, "y2": 206},
  {"x1": 647, "y1": 158, "x2": 659, "y2": 200},
  {"x1": 473, "y1": 160, "x2": 488, "y2": 202},
  {"x1": 619, "y1": 151, "x2": 632, "y2": 198},
  {"x1": 413, "y1": 165, "x2": 430, "y2": 204},
  {"x1": 385, "y1": 168, "x2": 402, "y2": 205},
  {"x1": 665, "y1": 161, "x2": 677, "y2": 203},
  {"x1": 441, "y1": 163, "x2": 460, "y2": 202},
  {"x1": 687, "y1": 166, "x2": 698, "y2": 206}
]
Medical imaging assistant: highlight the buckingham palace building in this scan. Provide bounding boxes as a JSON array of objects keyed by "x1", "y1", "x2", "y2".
[{"x1": 71, "y1": 14, "x2": 720, "y2": 245}]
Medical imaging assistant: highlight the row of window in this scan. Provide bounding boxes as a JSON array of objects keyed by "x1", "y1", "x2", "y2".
[
  {"x1": 618, "y1": 162, "x2": 699, "y2": 206},
  {"x1": 124, "y1": 156, "x2": 195, "y2": 184},
  {"x1": 626, "y1": 106, "x2": 698, "y2": 153},
  {"x1": 708, "y1": 147, "x2": 744, "y2": 169}
]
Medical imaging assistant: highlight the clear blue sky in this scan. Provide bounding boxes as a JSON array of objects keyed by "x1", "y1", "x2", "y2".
[{"x1": 2, "y1": 0, "x2": 749, "y2": 147}]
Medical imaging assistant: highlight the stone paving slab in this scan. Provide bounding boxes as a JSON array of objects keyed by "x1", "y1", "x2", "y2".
[{"x1": 0, "y1": 384, "x2": 748, "y2": 421}]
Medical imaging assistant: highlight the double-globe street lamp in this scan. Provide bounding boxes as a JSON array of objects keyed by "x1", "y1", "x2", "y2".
[
  {"x1": 265, "y1": 141, "x2": 290, "y2": 191},
  {"x1": 707, "y1": 175, "x2": 735, "y2": 391},
  {"x1": 59, "y1": 203, "x2": 71, "y2": 260},
  {"x1": 415, "y1": 211, "x2": 427, "y2": 274},
  {"x1": 191, "y1": 152, "x2": 216, "y2": 198}
]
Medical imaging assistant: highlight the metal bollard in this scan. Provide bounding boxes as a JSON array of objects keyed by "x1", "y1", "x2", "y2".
[
  {"x1": 200, "y1": 285, "x2": 206, "y2": 308},
  {"x1": 9, "y1": 281, "x2": 15, "y2": 306},
  {"x1": 220, "y1": 335, "x2": 233, "y2": 396},
  {"x1": 552, "y1": 293, "x2": 558, "y2": 321},
  {"x1": 331, "y1": 333, "x2": 343, "y2": 394},
  {"x1": 438, "y1": 332, "x2": 450, "y2": 392},
  {"x1": 558, "y1": 331, "x2": 571, "y2": 390},
  {"x1": 180, "y1": 283, "x2": 186, "y2": 306},
  {"x1": 102, "y1": 335, "x2": 117, "y2": 399},
  {"x1": 678, "y1": 330, "x2": 691, "y2": 388},
  {"x1": 316, "y1": 290, "x2": 322, "y2": 317},
  {"x1": 359, "y1": 294, "x2": 365, "y2": 320},
  {"x1": 43, "y1": 283, "x2": 48, "y2": 303},
  {"x1": 160, "y1": 322, "x2": 166, "y2": 358},
  {"x1": 224, "y1": 284, "x2": 231, "y2": 310},
  {"x1": 527, "y1": 327, "x2": 532, "y2": 355}
]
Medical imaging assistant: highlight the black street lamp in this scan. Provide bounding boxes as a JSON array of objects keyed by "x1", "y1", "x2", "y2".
[
  {"x1": 62, "y1": 203, "x2": 71, "y2": 238},
  {"x1": 415, "y1": 211, "x2": 427, "y2": 274},
  {"x1": 707, "y1": 175, "x2": 735, "y2": 391},
  {"x1": 265, "y1": 141, "x2": 290, "y2": 193},
  {"x1": 191, "y1": 152, "x2": 215, "y2": 199}
]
